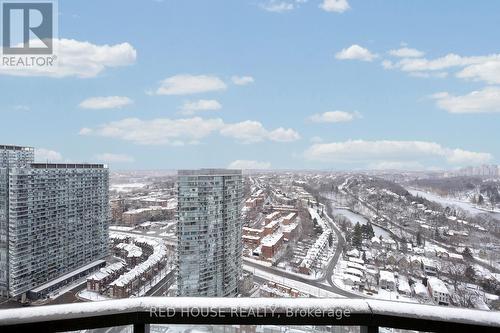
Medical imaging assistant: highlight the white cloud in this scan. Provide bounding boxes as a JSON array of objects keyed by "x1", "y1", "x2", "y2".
[
  {"x1": 304, "y1": 140, "x2": 492, "y2": 167},
  {"x1": 388, "y1": 47, "x2": 425, "y2": 58},
  {"x1": 309, "y1": 110, "x2": 361, "y2": 123},
  {"x1": 179, "y1": 99, "x2": 222, "y2": 115},
  {"x1": 335, "y1": 44, "x2": 377, "y2": 62},
  {"x1": 95, "y1": 153, "x2": 135, "y2": 163},
  {"x1": 36, "y1": 148, "x2": 62, "y2": 162},
  {"x1": 320, "y1": 0, "x2": 350, "y2": 13},
  {"x1": 409, "y1": 71, "x2": 448, "y2": 79},
  {"x1": 310, "y1": 136, "x2": 323, "y2": 143},
  {"x1": 231, "y1": 76, "x2": 255, "y2": 85},
  {"x1": 260, "y1": 1, "x2": 295, "y2": 13},
  {"x1": 220, "y1": 120, "x2": 300, "y2": 144},
  {"x1": 381, "y1": 60, "x2": 395, "y2": 69},
  {"x1": 79, "y1": 96, "x2": 133, "y2": 110},
  {"x1": 0, "y1": 39, "x2": 136, "y2": 78},
  {"x1": 228, "y1": 160, "x2": 271, "y2": 170},
  {"x1": 456, "y1": 60, "x2": 500, "y2": 84},
  {"x1": 220, "y1": 121, "x2": 268, "y2": 144},
  {"x1": 81, "y1": 117, "x2": 300, "y2": 145},
  {"x1": 79, "y1": 127, "x2": 93, "y2": 135},
  {"x1": 80, "y1": 117, "x2": 224, "y2": 146},
  {"x1": 268, "y1": 127, "x2": 301, "y2": 142},
  {"x1": 431, "y1": 87, "x2": 500, "y2": 114},
  {"x1": 12, "y1": 105, "x2": 30, "y2": 112},
  {"x1": 384, "y1": 52, "x2": 500, "y2": 84},
  {"x1": 153, "y1": 74, "x2": 227, "y2": 95}
]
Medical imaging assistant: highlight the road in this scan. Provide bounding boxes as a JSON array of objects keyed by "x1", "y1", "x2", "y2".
[
  {"x1": 242, "y1": 186, "x2": 360, "y2": 299},
  {"x1": 322, "y1": 208, "x2": 347, "y2": 290},
  {"x1": 145, "y1": 270, "x2": 175, "y2": 296},
  {"x1": 48, "y1": 282, "x2": 86, "y2": 304},
  {"x1": 243, "y1": 258, "x2": 360, "y2": 298}
]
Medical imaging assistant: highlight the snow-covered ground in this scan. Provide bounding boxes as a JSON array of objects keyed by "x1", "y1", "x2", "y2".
[
  {"x1": 110, "y1": 225, "x2": 135, "y2": 232},
  {"x1": 110, "y1": 182, "x2": 148, "y2": 193},
  {"x1": 78, "y1": 289, "x2": 110, "y2": 301},
  {"x1": 332, "y1": 260, "x2": 419, "y2": 304},
  {"x1": 408, "y1": 188, "x2": 500, "y2": 220},
  {"x1": 331, "y1": 207, "x2": 390, "y2": 238},
  {"x1": 243, "y1": 264, "x2": 344, "y2": 298}
]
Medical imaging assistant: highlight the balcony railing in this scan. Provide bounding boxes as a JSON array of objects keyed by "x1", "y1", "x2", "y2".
[{"x1": 0, "y1": 297, "x2": 499, "y2": 333}]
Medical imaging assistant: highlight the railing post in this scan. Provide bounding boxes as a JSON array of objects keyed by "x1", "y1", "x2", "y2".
[
  {"x1": 134, "y1": 323, "x2": 150, "y2": 333},
  {"x1": 360, "y1": 326, "x2": 378, "y2": 333}
]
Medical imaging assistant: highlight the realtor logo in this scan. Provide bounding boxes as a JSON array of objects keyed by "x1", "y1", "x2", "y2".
[{"x1": 1, "y1": 1, "x2": 55, "y2": 54}]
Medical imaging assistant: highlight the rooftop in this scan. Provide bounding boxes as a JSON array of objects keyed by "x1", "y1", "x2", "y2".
[
  {"x1": 178, "y1": 169, "x2": 242, "y2": 176},
  {"x1": 0, "y1": 144, "x2": 34, "y2": 151},
  {"x1": 30, "y1": 163, "x2": 106, "y2": 169}
]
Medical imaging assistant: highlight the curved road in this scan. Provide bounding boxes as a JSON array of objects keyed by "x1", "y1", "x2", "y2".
[{"x1": 243, "y1": 258, "x2": 360, "y2": 298}]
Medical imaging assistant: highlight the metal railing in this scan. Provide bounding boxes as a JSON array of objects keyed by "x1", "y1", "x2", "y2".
[{"x1": 0, "y1": 297, "x2": 499, "y2": 333}]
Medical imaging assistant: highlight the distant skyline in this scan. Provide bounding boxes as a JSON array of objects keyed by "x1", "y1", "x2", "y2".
[{"x1": 1, "y1": 0, "x2": 499, "y2": 170}]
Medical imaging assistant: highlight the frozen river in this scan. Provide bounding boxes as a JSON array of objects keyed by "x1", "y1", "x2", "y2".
[
  {"x1": 331, "y1": 207, "x2": 391, "y2": 238},
  {"x1": 408, "y1": 188, "x2": 500, "y2": 221}
]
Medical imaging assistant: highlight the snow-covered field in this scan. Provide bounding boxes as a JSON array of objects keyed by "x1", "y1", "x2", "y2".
[{"x1": 408, "y1": 189, "x2": 500, "y2": 220}]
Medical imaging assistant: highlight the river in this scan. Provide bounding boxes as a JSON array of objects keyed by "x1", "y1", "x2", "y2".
[{"x1": 331, "y1": 207, "x2": 391, "y2": 238}]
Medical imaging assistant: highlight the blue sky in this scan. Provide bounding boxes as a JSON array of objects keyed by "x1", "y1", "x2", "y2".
[{"x1": 1, "y1": 0, "x2": 499, "y2": 170}]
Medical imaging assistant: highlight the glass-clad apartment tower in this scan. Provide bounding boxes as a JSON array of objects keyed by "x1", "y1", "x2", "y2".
[
  {"x1": 0, "y1": 145, "x2": 109, "y2": 299},
  {"x1": 0, "y1": 145, "x2": 34, "y2": 297},
  {"x1": 177, "y1": 169, "x2": 243, "y2": 297}
]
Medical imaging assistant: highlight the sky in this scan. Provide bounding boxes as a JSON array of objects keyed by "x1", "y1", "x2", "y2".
[{"x1": 1, "y1": 0, "x2": 499, "y2": 171}]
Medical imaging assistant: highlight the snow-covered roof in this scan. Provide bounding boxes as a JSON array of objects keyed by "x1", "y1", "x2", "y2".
[
  {"x1": 123, "y1": 206, "x2": 169, "y2": 215},
  {"x1": 428, "y1": 277, "x2": 449, "y2": 295},
  {"x1": 449, "y1": 253, "x2": 464, "y2": 260},
  {"x1": 300, "y1": 230, "x2": 331, "y2": 269},
  {"x1": 265, "y1": 211, "x2": 280, "y2": 220},
  {"x1": 347, "y1": 249, "x2": 360, "y2": 257},
  {"x1": 421, "y1": 257, "x2": 437, "y2": 268},
  {"x1": 379, "y1": 270, "x2": 395, "y2": 283},
  {"x1": 109, "y1": 233, "x2": 167, "y2": 288},
  {"x1": 346, "y1": 261, "x2": 365, "y2": 271},
  {"x1": 88, "y1": 262, "x2": 125, "y2": 282},
  {"x1": 345, "y1": 267, "x2": 363, "y2": 277},
  {"x1": 397, "y1": 279, "x2": 411, "y2": 293},
  {"x1": 242, "y1": 235, "x2": 260, "y2": 241},
  {"x1": 242, "y1": 227, "x2": 263, "y2": 233},
  {"x1": 343, "y1": 274, "x2": 361, "y2": 283},
  {"x1": 116, "y1": 242, "x2": 143, "y2": 258},
  {"x1": 261, "y1": 233, "x2": 284, "y2": 247},
  {"x1": 412, "y1": 282, "x2": 429, "y2": 296},
  {"x1": 348, "y1": 256, "x2": 365, "y2": 265},
  {"x1": 265, "y1": 219, "x2": 280, "y2": 229},
  {"x1": 281, "y1": 222, "x2": 298, "y2": 233}
]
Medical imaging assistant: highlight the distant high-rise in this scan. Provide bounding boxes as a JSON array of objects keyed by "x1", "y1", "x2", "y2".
[
  {"x1": 176, "y1": 169, "x2": 243, "y2": 297},
  {"x1": 0, "y1": 145, "x2": 109, "y2": 299}
]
